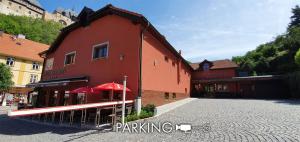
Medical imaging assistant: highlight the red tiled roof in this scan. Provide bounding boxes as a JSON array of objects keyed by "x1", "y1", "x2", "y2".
[
  {"x1": 45, "y1": 4, "x2": 193, "y2": 70},
  {"x1": 190, "y1": 59, "x2": 238, "y2": 70},
  {"x1": 0, "y1": 33, "x2": 49, "y2": 62}
]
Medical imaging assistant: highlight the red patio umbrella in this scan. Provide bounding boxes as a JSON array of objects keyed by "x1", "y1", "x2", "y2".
[
  {"x1": 93, "y1": 82, "x2": 131, "y2": 92},
  {"x1": 70, "y1": 86, "x2": 96, "y2": 94},
  {"x1": 92, "y1": 82, "x2": 131, "y2": 101},
  {"x1": 70, "y1": 86, "x2": 98, "y2": 104}
]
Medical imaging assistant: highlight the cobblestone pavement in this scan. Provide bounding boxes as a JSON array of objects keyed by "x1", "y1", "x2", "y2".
[{"x1": 0, "y1": 99, "x2": 300, "y2": 142}]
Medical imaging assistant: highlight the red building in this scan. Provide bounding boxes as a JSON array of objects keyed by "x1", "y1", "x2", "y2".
[
  {"x1": 190, "y1": 59, "x2": 289, "y2": 98},
  {"x1": 33, "y1": 5, "x2": 191, "y2": 107},
  {"x1": 190, "y1": 59, "x2": 238, "y2": 97}
]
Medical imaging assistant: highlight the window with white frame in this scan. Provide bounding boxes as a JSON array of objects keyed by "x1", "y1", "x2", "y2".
[
  {"x1": 64, "y1": 52, "x2": 76, "y2": 65},
  {"x1": 29, "y1": 74, "x2": 38, "y2": 83},
  {"x1": 32, "y1": 62, "x2": 39, "y2": 70},
  {"x1": 6, "y1": 57, "x2": 15, "y2": 66},
  {"x1": 93, "y1": 43, "x2": 109, "y2": 59}
]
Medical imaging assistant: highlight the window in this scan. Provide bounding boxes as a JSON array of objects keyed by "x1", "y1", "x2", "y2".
[
  {"x1": 217, "y1": 84, "x2": 223, "y2": 91},
  {"x1": 172, "y1": 61, "x2": 176, "y2": 67},
  {"x1": 6, "y1": 57, "x2": 14, "y2": 66},
  {"x1": 9, "y1": 2, "x2": 11, "y2": 5},
  {"x1": 64, "y1": 52, "x2": 76, "y2": 65},
  {"x1": 223, "y1": 84, "x2": 228, "y2": 91},
  {"x1": 32, "y1": 62, "x2": 39, "y2": 70},
  {"x1": 29, "y1": 74, "x2": 38, "y2": 83},
  {"x1": 164, "y1": 92, "x2": 169, "y2": 99},
  {"x1": 203, "y1": 63, "x2": 210, "y2": 71},
  {"x1": 19, "y1": 6, "x2": 22, "y2": 9},
  {"x1": 92, "y1": 43, "x2": 109, "y2": 59},
  {"x1": 164, "y1": 56, "x2": 169, "y2": 62},
  {"x1": 172, "y1": 93, "x2": 176, "y2": 99},
  {"x1": 28, "y1": 11, "x2": 31, "y2": 14}
]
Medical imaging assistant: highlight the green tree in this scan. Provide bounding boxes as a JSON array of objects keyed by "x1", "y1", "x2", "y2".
[
  {"x1": 233, "y1": 6, "x2": 300, "y2": 75},
  {"x1": 0, "y1": 63, "x2": 14, "y2": 93},
  {"x1": 0, "y1": 14, "x2": 63, "y2": 44},
  {"x1": 289, "y1": 5, "x2": 300, "y2": 29},
  {"x1": 295, "y1": 48, "x2": 300, "y2": 66}
]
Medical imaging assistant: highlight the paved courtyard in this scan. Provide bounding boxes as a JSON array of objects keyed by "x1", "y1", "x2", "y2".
[{"x1": 0, "y1": 99, "x2": 300, "y2": 142}]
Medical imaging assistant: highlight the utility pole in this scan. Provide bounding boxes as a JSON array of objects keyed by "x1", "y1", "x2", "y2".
[{"x1": 122, "y1": 76, "x2": 127, "y2": 124}]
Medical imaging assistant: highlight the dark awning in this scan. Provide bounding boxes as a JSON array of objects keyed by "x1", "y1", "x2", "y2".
[{"x1": 26, "y1": 76, "x2": 89, "y2": 87}]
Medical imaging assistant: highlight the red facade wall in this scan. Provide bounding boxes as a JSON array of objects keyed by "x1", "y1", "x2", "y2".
[
  {"x1": 141, "y1": 31, "x2": 191, "y2": 105},
  {"x1": 41, "y1": 14, "x2": 192, "y2": 106},
  {"x1": 192, "y1": 68, "x2": 236, "y2": 80},
  {"x1": 42, "y1": 15, "x2": 141, "y2": 101}
]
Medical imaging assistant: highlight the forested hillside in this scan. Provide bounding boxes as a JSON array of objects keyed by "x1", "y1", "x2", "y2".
[
  {"x1": 232, "y1": 5, "x2": 300, "y2": 75},
  {"x1": 0, "y1": 14, "x2": 63, "y2": 45}
]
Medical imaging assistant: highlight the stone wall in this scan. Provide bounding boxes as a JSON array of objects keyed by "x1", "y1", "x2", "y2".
[
  {"x1": 0, "y1": 0, "x2": 74, "y2": 26},
  {"x1": 0, "y1": 0, "x2": 43, "y2": 18}
]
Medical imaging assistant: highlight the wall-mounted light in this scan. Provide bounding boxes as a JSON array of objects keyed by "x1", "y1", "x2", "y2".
[{"x1": 120, "y1": 54, "x2": 125, "y2": 61}]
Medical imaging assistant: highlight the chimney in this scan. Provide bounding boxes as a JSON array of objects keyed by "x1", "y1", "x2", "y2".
[
  {"x1": 17, "y1": 34, "x2": 26, "y2": 39},
  {"x1": 178, "y1": 50, "x2": 182, "y2": 55}
]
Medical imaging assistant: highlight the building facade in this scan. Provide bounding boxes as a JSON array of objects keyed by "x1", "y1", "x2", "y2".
[
  {"x1": 33, "y1": 5, "x2": 191, "y2": 107},
  {"x1": 43, "y1": 8, "x2": 77, "y2": 26},
  {"x1": 190, "y1": 59, "x2": 238, "y2": 97},
  {"x1": 0, "y1": 32, "x2": 48, "y2": 102},
  {"x1": 0, "y1": 0, "x2": 76, "y2": 26},
  {"x1": 190, "y1": 59, "x2": 289, "y2": 98}
]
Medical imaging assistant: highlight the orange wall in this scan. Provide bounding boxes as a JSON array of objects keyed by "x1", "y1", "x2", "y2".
[
  {"x1": 141, "y1": 31, "x2": 191, "y2": 94},
  {"x1": 192, "y1": 68, "x2": 236, "y2": 80},
  {"x1": 42, "y1": 15, "x2": 141, "y2": 99}
]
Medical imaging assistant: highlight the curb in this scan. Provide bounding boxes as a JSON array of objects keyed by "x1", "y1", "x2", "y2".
[
  {"x1": 128, "y1": 98, "x2": 196, "y2": 123},
  {"x1": 154, "y1": 98, "x2": 196, "y2": 117}
]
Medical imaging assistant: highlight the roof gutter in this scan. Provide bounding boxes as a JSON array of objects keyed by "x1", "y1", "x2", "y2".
[{"x1": 138, "y1": 20, "x2": 150, "y2": 98}]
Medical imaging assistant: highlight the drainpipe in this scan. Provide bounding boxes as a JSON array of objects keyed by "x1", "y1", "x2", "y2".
[{"x1": 136, "y1": 21, "x2": 150, "y2": 115}]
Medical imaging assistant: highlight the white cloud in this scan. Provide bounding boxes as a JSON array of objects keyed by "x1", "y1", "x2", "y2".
[{"x1": 153, "y1": 0, "x2": 299, "y2": 62}]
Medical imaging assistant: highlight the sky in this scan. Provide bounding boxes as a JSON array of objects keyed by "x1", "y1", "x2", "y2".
[{"x1": 39, "y1": 0, "x2": 300, "y2": 62}]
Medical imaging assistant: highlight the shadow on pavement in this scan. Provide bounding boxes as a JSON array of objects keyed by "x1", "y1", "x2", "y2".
[
  {"x1": 272, "y1": 99, "x2": 300, "y2": 105},
  {"x1": 0, "y1": 114, "x2": 110, "y2": 136},
  {"x1": 193, "y1": 97, "x2": 300, "y2": 105}
]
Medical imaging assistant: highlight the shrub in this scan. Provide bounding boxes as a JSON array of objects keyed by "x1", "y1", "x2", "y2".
[
  {"x1": 125, "y1": 111, "x2": 139, "y2": 122},
  {"x1": 142, "y1": 104, "x2": 155, "y2": 113},
  {"x1": 125, "y1": 104, "x2": 156, "y2": 122},
  {"x1": 139, "y1": 110, "x2": 154, "y2": 119}
]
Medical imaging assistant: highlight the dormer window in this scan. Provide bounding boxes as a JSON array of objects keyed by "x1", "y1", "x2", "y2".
[{"x1": 203, "y1": 63, "x2": 210, "y2": 71}]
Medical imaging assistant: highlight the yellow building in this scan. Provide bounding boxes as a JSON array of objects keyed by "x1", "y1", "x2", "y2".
[{"x1": 0, "y1": 32, "x2": 49, "y2": 99}]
